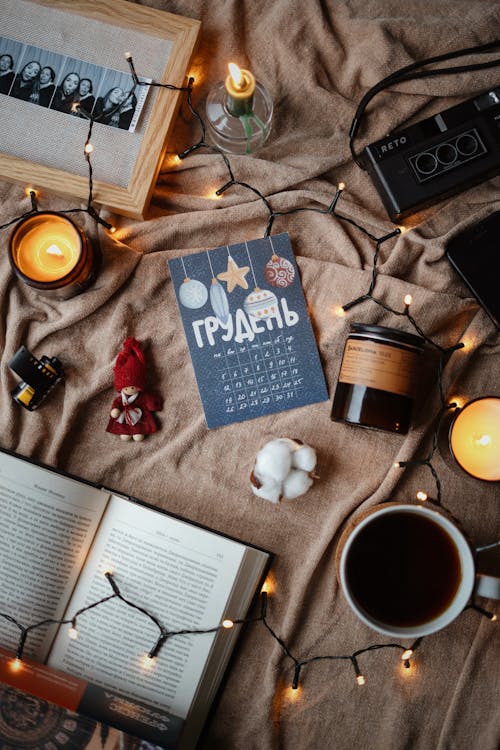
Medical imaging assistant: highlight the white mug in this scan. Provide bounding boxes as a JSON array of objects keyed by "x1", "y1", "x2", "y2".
[{"x1": 336, "y1": 502, "x2": 500, "y2": 638}]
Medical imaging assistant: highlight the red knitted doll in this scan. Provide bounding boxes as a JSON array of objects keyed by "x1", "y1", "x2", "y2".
[{"x1": 106, "y1": 338, "x2": 162, "y2": 442}]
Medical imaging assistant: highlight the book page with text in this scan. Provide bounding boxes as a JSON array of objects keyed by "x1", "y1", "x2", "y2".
[
  {"x1": 0, "y1": 452, "x2": 109, "y2": 661},
  {"x1": 48, "y1": 495, "x2": 247, "y2": 721}
]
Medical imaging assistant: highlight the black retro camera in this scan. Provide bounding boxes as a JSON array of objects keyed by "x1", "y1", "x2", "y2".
[{"x1": 361, "y1": 87, "x2": 500, "y2": 222}]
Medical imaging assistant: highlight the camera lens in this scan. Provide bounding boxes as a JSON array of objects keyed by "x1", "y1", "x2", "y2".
[
  {"x1": 456, "y1": 134, "x2": 478, "y2": 156},
  {"x1": 414, "y1": 152, "x2": 437, "y2": 175},
  {"x1": 436, "y1": 143, "x2": 457, "y2": 165}
]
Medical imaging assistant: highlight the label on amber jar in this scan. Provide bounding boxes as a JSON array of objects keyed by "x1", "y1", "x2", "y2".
[{"x1": 338, "y1": 339, "x2": 419, "y2": 398}]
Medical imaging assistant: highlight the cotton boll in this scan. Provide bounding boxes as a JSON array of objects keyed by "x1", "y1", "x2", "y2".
[
  {"x1": 251, "y1": 477, "x2": 282, "y2": 504},
  {"x1": 282, "y1": 469, "x2": 314, "y2": 500},
  {"x1": 291, "y1": 445, "x2": 317, "y2": 472},
  {"x1": 254, "y1": 439, "x2": 292, "y2": 483}
]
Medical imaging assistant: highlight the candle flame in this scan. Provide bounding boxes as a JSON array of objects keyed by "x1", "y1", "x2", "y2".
[
  {"x1": 228, "y1": 62, "x2": 243, "y2": 88},
  {"x1": 475, "y1": 434, "x2": 492, "y2": 447},
  {"x1": 46, "y1": 244, "x2": 64, "y2": 257}
]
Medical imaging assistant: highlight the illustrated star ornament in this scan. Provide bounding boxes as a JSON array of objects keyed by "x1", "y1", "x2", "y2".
[{"x1": 217, "y1": 255, "x2": 250, "y2": 292}]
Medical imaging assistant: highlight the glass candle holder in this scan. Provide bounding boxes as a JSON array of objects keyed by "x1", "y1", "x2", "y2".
[
  {"x1": 448, "y1": 397, "x2": 500, "y2": 482},
  {"x1": 331, "y1": 323, "x2": 425, "y2": 434},
  {"x1": 206, "y1": 63, "x2": 273, "y2": 155},
  {"x1": 9, "y1": 212, "x2": 98, "y2": 299}
]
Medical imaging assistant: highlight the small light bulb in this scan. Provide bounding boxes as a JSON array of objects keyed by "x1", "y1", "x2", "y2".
[
  {"x1": 10, "y1": 658, "x2": 22, "y2": 672},
  {"x1": 68, "y1": 626, "x2": 78, "y2": 640},
  {"x1": 25, "y1": 186, "x2": 38, "y2": 197},
  {"x1": 141, "y1": 654, "x2": 156, "y2": 670},
  {"x1": 398, "y1": 225, "x2": 407, "y2": 233},
  {"x1": 402, "y1": 649, "x2": 413, "y2": 660},
  {"x1": 108, "y1": 226, "x2": 117, "y2": 234},
  {"x1": 285, "y1": 684, "x2": 302, "y2": 702},
  {"x1": 356, "y1": 674, "x2": 366, "y2": 686},
  {"x1": 394, "y1": 462, "x2": 401, "y2": 468},
  {"x1": 261, "y1": 572, "x2": 276, "y2": 595},
  {"x1": 491, "y1": 614, "x2": 497, "y2": 622},
  {"x1": 404, "y1": 294, "x2": 412, "y2": 306},
  {"x1": 416, "y1": 491, "x2": 428, "y2": 502},
  {"x1": 84, "y1": 143, "x2": 94, "y2": 154},
  {"x1": 338, "y1": 182, "x2": 345, "y2": 191},
  {"x1": 222, "y1": 619, "x2": 234, "y2": 629},
  {"x1": 125, "y1": 52, "x2": 132, "y2": 60}
]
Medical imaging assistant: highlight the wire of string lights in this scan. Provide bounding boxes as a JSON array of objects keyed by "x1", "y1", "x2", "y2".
[
  {"x1": 1, "y1": 572, "x2": 496, "y2": 687},
  {"x1": 0, "y1": 56, "x2": 497, "y2": 694}
]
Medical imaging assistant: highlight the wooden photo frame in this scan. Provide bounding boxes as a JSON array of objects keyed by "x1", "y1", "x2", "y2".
[{"x1": 0, "y1": 0, "x2": 200, "y2": 218}]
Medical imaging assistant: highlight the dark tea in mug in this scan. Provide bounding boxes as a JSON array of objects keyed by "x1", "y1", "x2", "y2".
[{"x1": 345, "y1": 511, "x2": 462, "y2": 627}]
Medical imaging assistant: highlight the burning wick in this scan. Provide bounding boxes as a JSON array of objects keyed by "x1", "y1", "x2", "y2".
[{"x1": 46, "y1": 244, "x2": 64, "y2": 257}]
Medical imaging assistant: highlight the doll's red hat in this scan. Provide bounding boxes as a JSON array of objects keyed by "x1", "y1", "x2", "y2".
[{"x1": 114, "y1": 337, "x2": 146, "y2": 391}]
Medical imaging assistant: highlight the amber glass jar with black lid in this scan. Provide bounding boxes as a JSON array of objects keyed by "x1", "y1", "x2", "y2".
[{"x1": 331, "y1": 323, "x2": 425, "y2": 434}]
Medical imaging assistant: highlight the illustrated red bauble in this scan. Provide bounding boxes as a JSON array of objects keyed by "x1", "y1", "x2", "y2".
[{"x1": 264, "y1": 254, "x2": 295, "y2": 288}]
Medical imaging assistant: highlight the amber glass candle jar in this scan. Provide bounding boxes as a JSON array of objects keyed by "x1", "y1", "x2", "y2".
[
  {"x1": 331, "y1": 323, "x2": 425, "y2": 434},
  {"x1": 9, "y1": 212, "x2": 97, "y2": 299}
]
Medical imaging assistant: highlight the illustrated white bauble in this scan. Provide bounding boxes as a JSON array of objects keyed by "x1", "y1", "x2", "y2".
[
  {"x1": 243, "y1": 287, "x2": 278, "y2": 319},
  {"x1": 178, "y1": 277, "x2": 208, "y2": 309}
]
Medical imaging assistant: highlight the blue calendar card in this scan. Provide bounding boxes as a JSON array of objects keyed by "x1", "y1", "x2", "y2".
[{"x1": 168, "y1": 233, "x2": 328, "y2": 429}]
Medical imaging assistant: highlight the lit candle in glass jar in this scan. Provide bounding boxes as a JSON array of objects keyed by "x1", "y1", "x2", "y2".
[
  {"x1": 205, "y1": 61, "x2": 273, "y2": 155},
  {"x1": 225, "y1": 62, "x2": 256, "y2": 116},
  {"x1": 9, "y1": 212, "x2": 97, "y2": 299},
  {"x1": 449, "y1": 397, "x2": 500, "y2": 481}
]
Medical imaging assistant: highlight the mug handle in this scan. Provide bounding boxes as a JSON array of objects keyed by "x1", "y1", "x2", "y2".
[
  {"x1": 475, "y1": 544, "x2": 500, "y2": 600},
  {"x1": 476, "y1": 573, "x2": 500, "y2": 600}
]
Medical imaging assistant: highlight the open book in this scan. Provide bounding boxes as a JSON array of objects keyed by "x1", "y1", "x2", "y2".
[{"x1": 0, "y1": 449, "x2": 269, "y2": 749}]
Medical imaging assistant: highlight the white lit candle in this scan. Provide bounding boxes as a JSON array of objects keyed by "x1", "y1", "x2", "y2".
[{"x1": 450, "y1": 397, "x2": 500, "y2": 481}]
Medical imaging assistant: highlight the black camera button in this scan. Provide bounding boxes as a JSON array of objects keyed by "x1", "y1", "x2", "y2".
[
  {"x1": 436, "y1": 143, "x2": 457, "y2": 165},
  {"x1": 456, "y1": 133, "x2": 478, "y2": 156},
  {"x1": 414, "y1": 151, "x2": 438, "y2": 175}
]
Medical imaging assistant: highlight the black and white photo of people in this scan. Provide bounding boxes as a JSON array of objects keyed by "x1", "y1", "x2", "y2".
[{"x1": 0, "y1": 36, "x2": 150, "y2": 132}]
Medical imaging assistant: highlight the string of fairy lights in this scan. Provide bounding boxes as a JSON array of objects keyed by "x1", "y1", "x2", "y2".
[
  {"x1": 0, "y1": 570, "x2": 496, "y2": 690},
  {"x1": 0, "y1": 55, "x2": 497, "y2": 697}
]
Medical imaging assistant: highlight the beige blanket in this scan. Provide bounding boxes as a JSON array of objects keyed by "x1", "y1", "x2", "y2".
[{"x1": 1, "y1": 1, "x2": 499, "y2": 748}]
